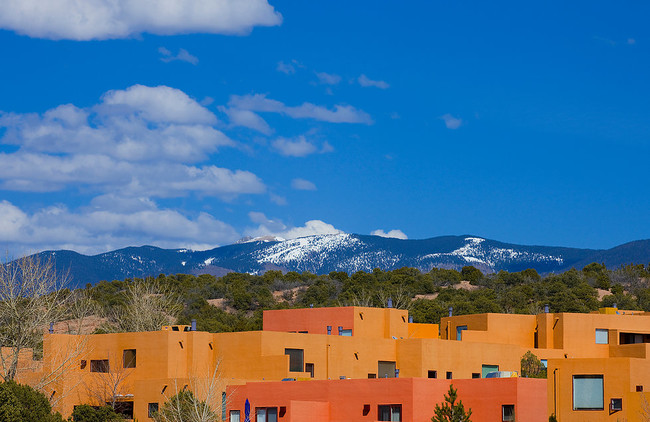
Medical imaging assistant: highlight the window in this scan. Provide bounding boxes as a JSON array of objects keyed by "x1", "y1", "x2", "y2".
[
  {"x1": 456, "y1": 325, "x2": 468, "y2": 341},
  {"x1": 573, "y1": 375, "x2": 604, "y2": 410},
  {"x1": 541, "y1": 359, "x2": 548, "y2": 368},
  {"x1": 637, "y1": 385, "x2": 644, "y2": 392},
  {"x1": 123, "y1": 349, "x2": 136, "y2": 368},
  {"x1": 80, "y1": 360, "x2": 87, "y2": 370},
  {"x1": 378, "y1": 405, "x2": 402, "y2": 421},
  {"x1": 230, "y1": 410, "x2": 240, "y2": 422},
  {"x1": 368, "y1": 373, "x2": 376, "y2": 378},
  {"x1": 595, "y1": 329, "x2": 608, "y2": 344},
  {"x1": 341, "y1": 329, "x2": 352, "y2": 336},
  {"x1": 285, "y1": 348, "x2": 304, "y2": 372},
  {"x1": 472, "y1": 373, "x2": 480, "y2": 379},
  {"x1": 446, "y1": 371, "x2": 452, "y2": 379},
  {"x1": 502, "y1": 404, "x2": 515, "y2": 422},
  {"x1": 148, "y1": 403, "x2": 159, "y2": 418},
  {"x1": 610, "y1": 398, "x2": 622, "y2": 412},
  {"x1": 482, "y1": 364, "x2": 499, "y2": 378},
  {"x1": 222, "y1": 392, "x2": 227, "y2": 421},
  {"x1": 378, "y1": 361, "x2": 396, "y2": 378},
  {"x1": 90, "y1": 359, "x2": 109, "y2": 373},
  {"x1": 256, "y1": 407, "x2": 278, "y2": 422},
  {"x1": 305, "y1": 363, "x2": 314, "y2": 378},
  {"x1": 113, "y1": 401, "x2": 134, "y2": 419},
  {"x1": 428, "y1": 370, "x2": 437, "y2": 379}
]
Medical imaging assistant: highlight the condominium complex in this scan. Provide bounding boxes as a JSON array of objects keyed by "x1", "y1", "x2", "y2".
[{"x1": 16, "y1": 305, "x2": 650, "y2": 421}]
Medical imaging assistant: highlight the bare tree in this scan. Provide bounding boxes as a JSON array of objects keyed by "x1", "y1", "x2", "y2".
[
  {"x1": 0, "y1": 254, "x2": 69, "y2": 381},
  {"x1": 155, "y1": 359, "x2": 228, "y2": 422},
  {"x1": 104, "y1": 278, "x2": 182, "y2": 333}
]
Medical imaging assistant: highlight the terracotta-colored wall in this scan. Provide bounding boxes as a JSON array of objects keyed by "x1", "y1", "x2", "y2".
[{"x1": 227, "y1": 377, "x2": 547, "y2": 422}]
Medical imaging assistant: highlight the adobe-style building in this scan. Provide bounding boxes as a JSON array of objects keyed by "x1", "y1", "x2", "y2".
[{"x1": 14, "y1": 305, "x2": 650, "y2": 421}]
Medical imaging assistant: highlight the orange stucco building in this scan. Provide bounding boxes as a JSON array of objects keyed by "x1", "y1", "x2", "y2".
[{"x1": 15, "y1": 305, "x2": 650, "y2": 421}]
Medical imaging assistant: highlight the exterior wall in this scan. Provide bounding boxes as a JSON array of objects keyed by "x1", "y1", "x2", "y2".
[
  {"x1": 263, "y1": 306, "x2": 409, "y2": 339},
  {"x1": 407, "y1": 322, "x2": 439, "y2": 339},
  {"x1": 547, "y1": 357, "x2": 650, "y2": 421},
  {"x1": 227, "y1": 377, "x2": 548, "y2": 422}
]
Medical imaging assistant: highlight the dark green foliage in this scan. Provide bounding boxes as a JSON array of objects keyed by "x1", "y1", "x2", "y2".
[
  {"x1": 0, "y1": 381, "x2": 64, "y2": 422},
  {"x1": 520, "y1": 351, "x2": 547, "y2": 378},
  {"x1": 431, "y1": 384, "x2": 472, "y2": 422},
  {"x1": 70, "y1": 405, "x2": 123, "y2": 422},
  {"x1": 80, "y1": 262, "x2": 650, "y2": 332}
]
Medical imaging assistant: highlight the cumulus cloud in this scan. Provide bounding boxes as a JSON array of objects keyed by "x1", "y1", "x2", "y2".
[
  {"x1": 0, "y1": 0, "x2": 282, "y2": 40},
  {"x1": 371, "y1": 229, "x2": 408, "y2": 240},
  {"x1": 218, "y1": 106, "x2": 272, "y2": 135},
  {"x1": 276, "y1": 61, "x2": 296, "y2": 75},
  {"x1": 0, "y1": 84, "x2": 266, "y2": 198},
  {"x1": 245, "y1": 212, "x2": 342, "y2": 239},
  {"x1": 228, "y1": 94, "x2": 373, "y2": 124},
  {"x1": 272, "y1": 136, "x2": 318, "y2": 157},
  {"x1": 291, "y1": 178, "x2": 317, "y2": 191},
  {"x1": 159, "y1": 47, "x2": 199, "y2": 65},
  {"x1": 0, "y1": 199, "x2": 240, "y2": 255},
  {"x1": 358, "y1": 74, "x2": 389, "y2": 89},
  {"x1": 315, "y1": 72, "x2": 341, "y2": 85},
  {"x1": 440, "y1": 113, "x2": 463, "y2": 129}
]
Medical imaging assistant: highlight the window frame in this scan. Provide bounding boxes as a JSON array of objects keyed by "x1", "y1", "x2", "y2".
[
  {"x1": 284, "y1": 348, "x2": 304, "y2": 372},
  {"x1": 573, "y1": 375, "x2": 604, "y2": 411},
  {"x1": 378, "y1": 404, "x2": 402, "y2": 421},
  {"x1": 595, "y1": 329, "x2": 608, "y2": 345},
  {"x1": 502, "y1": 404, "x2": 515, "y2": 421}
]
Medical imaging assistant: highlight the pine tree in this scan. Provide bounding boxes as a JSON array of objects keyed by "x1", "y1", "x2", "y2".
[{"x1": 432, "y1": 384, "x2": 472, "y2": 422}]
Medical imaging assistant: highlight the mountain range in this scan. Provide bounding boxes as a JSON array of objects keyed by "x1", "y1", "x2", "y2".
[{"x1": 29, "y1": 234, "x2": 650, "y2": 288}]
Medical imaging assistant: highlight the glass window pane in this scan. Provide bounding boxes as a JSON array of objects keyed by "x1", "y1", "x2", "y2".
[
  {"x1": 285, "y1": 349, "x2": 304, "y2": 372},
  {"x1": 341, "y1": 329, "x2": 352, "y2": 336},
  {"x1": 230, "y1": 410, "x2": 240, "y2": 422},
  {"x1": 378, "y1": 405, "x2": 390, "y2": 421},
  {"x1": 256, "y1": 408, "x2": 266, "y2": 422},
  {"x1": 391, "y1": 405, "x2": 401, "y2": 421},
  {"x1": 573, "y1": 375, "x2": 604, "y2": 410},
  {"x1": 456, "y1": 325, "x2": 468, "y2": 340},
  {"x1": 595, "y1": 329, "x2": 608, "y2": 344}
]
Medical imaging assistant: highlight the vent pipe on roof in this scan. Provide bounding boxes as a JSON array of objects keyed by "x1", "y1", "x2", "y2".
[
  {"x1": 327, "y1": 326, "x2": 332, "y2": 335},
  {"x1": 310, "y1": 304, "x2": 314, "y2": 308},
  {"x1": 448, "y1": 307, "x2": 453, "y2": 317},
  {"x1": 338, "y1": 326, "x2": 343, "y2": 336},
  {"x1": 49, "y1": 322, "x2": 54, "y2": 334},
  {"x1": 191, "y1": 319, "x2": 197, "y2": 331},
  {"x1": 408, "y1": 316, "x2": 413, "y2": 323},
  {"x1": 395, "y1": 369, "x2": 400, "y2": 378},
  {"x1": 544, "y1": 304, "x2": 549, "y2": 313},
  {"x1": 387, "y1": 298, "x2": 393, "y2": 308},
  {"x1": 613, "y1": 303, "x2": 618, "y2": 309}
]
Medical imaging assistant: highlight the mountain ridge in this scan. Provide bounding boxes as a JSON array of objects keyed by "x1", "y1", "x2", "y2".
[{"x1": 31, "y1": 234, "x2": 650, "y2": 288}]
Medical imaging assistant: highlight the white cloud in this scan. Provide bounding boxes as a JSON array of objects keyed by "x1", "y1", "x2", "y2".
[
  {"x1": 315, "y1": 72, "x2": 341, "y2": 85},
  {"x1": 0, "y1": 0, "x2": 282, "y2": 40},
  {"x1": 159, "y1": 47, "x2": 199, "y2": 65},
  {"x1": 245, "y1": 212, "x2": 342, "y2": 239},
  {"x1": 0, "y1": 199, "x2": 240, "y2": 255},
  {"x1": 272, "y1": 136, "x2": 318, "y2": 157},
  {"x1": 291, "y1": 178, "x2": 317, "y2": 191},
  {"x1": 228, "y1": 94, "x2": 373, "y2": 124},
  {"x1": 371, "y1": 229, "x2": 408, "y2": 240},
  {"x1": 219, "y1": 106, "x2": 272, "y2": 135},
  {"x1": 276, "y1": 61, "x2": 296, "y2": 75},
  {"x1": 440, "y1": 113, "x2": 463, "y2": 129},
  {"x1": 358, "y1": 74, "x2": 389, "y2": 89},
  {"x1": 0, "y1": 85, "x2": 266, "y2": 198}
]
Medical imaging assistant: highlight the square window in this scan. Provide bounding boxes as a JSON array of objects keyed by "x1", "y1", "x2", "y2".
[
  {"x1": 378, "y1": 405, "x2": 401, "y2": 421},
  {"x1": 123, "y1": 349, "x2": 136, "y2": 368},
  {"x1": 230, "y1": 410, "x2": 241, "y2": 422},
  {"x1": 428, "y1": 370, "x2": 437, "y2": 379},
  {"x1": 378, "y1": 361, "x2": 396, "y2": 378},
  {"x1": 284, "y1": 348, "x2": 304, "y2": 372},
  {"x1": 595, "y1": 329, "x2": 608, "y2": 344},
  {"x1": 610, "y1": 398, "x2": 622, "y2": 411},
  {"x1": 502, "y1": 404, "x2": 515, "y2": 422},
  {"x1": 113, "y1": 401, "x2": 134, "y2": 419},
  {"x1": 573, "y1": 375, "x2": 604, "y2": 410},
  {"x1": 446, "y1": 371, "x2": 452, "y2": 379},
  {"x1": 482, "y1": 364, "x2": 499, "y2": 378},
  {"x1": 90, "y1": 359, "x2": 109, "y2": 373},
  {"x1": 256, "y1": 407, "x2": 278, "y2": 422},
  {"x1": 637, "y1": 385, "x2": 644, "y2": 392},
  {"x1": 148, "y1": 403, "x2": 159, "y2": 418}
]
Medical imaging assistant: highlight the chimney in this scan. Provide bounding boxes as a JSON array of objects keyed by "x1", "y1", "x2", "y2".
[
  {"x1": 408, "y1": 316, "x2": 413, "y2": 323},
  {"x1": 613, "y1": 303, "x2": 618, "y2": 309},
  {"x1": 191, "y1": 319, "x2": 197, "y2": 331},
  {"x1": 395, "y1": 369, "x2": 400, "y2": 378},
  {"x1": 327, "y1": 326, "x2": 332, "y2": 335},
  {"x1": 448, "y1": 307, "x2": 453, "y2": 317},
  {"x1": 310, "y1": 304, "x2": 314, "y2": 308},
  {"x1": 544, "y1": 304, "x2": 549, "y2": 313}
]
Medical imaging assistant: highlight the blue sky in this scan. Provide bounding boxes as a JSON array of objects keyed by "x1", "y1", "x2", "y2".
[{"x1": 0, "y1": 1, "x2": 648, "y2": 254}]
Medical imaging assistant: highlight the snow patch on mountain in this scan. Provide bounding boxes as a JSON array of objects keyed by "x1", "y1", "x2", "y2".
[{"x1": 255, "y1": 233, "x2": 363, "y2": 269}]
